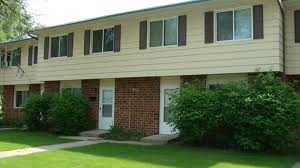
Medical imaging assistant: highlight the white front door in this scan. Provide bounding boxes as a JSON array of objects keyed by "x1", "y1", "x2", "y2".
[
  {"x1": 99, "y1": 79, "x2": 115, "y2": 130},
  {"x1": 160, "y1": 77, "x2": 180, "y2": 134}
]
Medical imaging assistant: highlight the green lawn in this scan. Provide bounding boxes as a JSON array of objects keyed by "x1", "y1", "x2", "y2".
[
  {"x1": 0, "y1": 129, "x2": 71, "y2": 151},
  {"x1": 0, "y1": 143, "x2": 299, "y2": 168}
]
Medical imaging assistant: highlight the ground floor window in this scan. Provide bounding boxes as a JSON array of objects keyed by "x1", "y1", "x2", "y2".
[
  {"x1": 15, "y1": 91, "x2": 28, "y2": 108},
  {"x1": 60, "y1": 88, "x2": 82, "y2": 97}
]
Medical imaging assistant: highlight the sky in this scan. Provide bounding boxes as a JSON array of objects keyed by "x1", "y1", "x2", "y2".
[{"x1": 25, "y1": 0, "x2": 191, "y2": 27}]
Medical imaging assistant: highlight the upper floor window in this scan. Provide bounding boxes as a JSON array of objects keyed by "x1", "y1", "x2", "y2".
[
  {"x1": 33, "y1": 46, "x2": 38, "y2": 64},
  {"x1": 51, "y1": 35, "x2": 68, "y2": 57},
  {"x1": 216, "y1": 8, "x2": 252, "y2": 41},
  {"x1": 149, "y1": 17, "x2": 178, "y2": 47},
  {"x1": 1, "y1": 48, "x2": 21, "y2": 67},
  {"x1": 92, "y1": 27, "x2": 114, "y2": 53}
]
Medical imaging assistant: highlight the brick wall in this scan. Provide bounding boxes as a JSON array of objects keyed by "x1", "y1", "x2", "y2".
[
  {"x1": 115, "y1": 77, "x2": 160, "y2": 135},
  {"x1": 29, "y1": 84, "x2": 41, "y2": 95},
  {"x1": 44, "y1": 81, "x2": 60, "y2": 93},
  {"x1": 2, "y1": 85, "x2": 21, "y2": 120},
  {"x1": 287, "y1": 75, "x2": 300, "y2": 93},
  {"x1": 82, "y1": 79, "x2": 99, "y2": 128}
]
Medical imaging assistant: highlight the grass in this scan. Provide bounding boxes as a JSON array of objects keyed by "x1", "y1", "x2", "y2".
[
  {"x1": 0, "y1": 129, "x2": 72, "y2": 151},
  {"x1": 0, "y1": 143, "x2": 299, "y2": 168}
]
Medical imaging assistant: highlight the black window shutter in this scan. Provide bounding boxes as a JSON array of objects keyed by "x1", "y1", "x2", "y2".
[
  {"x1": 28, "y1": 46, "x2": 33, "y2": 66},
  {"x1": 67, "y1": 32, "x2": 74, "y2": 57},
  {"x1": 34, "y1": 46, "x2": 38, "y2": 64},
  {"x1": 139, "y1": 21, "x2": 147, "y2": 49},
  {"x1": 205, "y1": 11, "x2": 214, "y2": 44},
  {"x1": 178, "y1": 15, "x2": 187, "y2": 46},
  {"x1": 16, "y1": 48, "x2": 21, "y2": 65},
  {"x1": 84, "y1": 30, "x2": 91, "y2": 55},
  {"x1": 295, "y1": 10, "x2": 300, "y2": 43},
  {"x1": 114, "y1": 25, "x2": 121, "y2": 52},
  {"x1": 253, "y1": 5, "x2": 264, "y2": 39},
  {"x1": 44, "y1": 37, "x2": 49, "y2": 59}
]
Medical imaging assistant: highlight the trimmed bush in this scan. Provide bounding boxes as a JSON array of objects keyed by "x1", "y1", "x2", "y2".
[
  {"x1": 101, "y1": 126, "x2": 145, "y2": 141},
  {"x1": 22, "y1": 93, "x2": 58, "y2": 131},
  {"x1": 47, "y1": 94, "x2": 91, "y2": 135},
  {"x1": 170, "y1": 73, "x2": 300, "y2": 153},
  {"x1": 22, "y1": 93, "x2": 91, "y2": 135}
]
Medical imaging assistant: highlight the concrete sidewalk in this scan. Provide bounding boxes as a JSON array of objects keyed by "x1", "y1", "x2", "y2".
[
  {"x1": 292, "y1": 162, "x2": 300, "y2": 168},
  {"x1": 0, "y1": 137, "x2": 160, "y2": 159},
  {"x1": 0, "y1": 140, "x2": 103, "y2": 159}
]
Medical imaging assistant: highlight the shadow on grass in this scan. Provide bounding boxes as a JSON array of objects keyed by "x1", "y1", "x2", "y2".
[
  {"x1": 0, "y1": 129, "x2": 71, "y2": 151},
  {"x1": 62, "y1": 143, "x2": 300, "y2": 168}
]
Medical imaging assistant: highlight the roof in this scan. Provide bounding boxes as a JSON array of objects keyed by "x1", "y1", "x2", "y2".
[
  {"x1": 0, "y1": 38, "x2": 35, "y2": 46},
  {"x1": 32, "y1": 0, "x2": 212, "y2": 32}
]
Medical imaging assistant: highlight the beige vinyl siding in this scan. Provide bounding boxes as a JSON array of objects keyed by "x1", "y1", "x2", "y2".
[
  {"x1": 1, "y1": 0, "x2": 283, "y2": 84},
  {"x1": 285, "y1": 2, "x2": 300, "y2": 74},
  {"x1": 0, "y1": 39, "x2": 40, "y2": 85}
]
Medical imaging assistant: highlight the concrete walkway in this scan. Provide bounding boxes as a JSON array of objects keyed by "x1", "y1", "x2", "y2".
[
  {"x1": 0, "y1": 140, "x2": 103, "y2": 159},
  {"x1": 292, "y1": 162, "x2": 300, "y2": 168},
  {"x1": 0, "y1": 137, "x2": 160, "y2": 159}
]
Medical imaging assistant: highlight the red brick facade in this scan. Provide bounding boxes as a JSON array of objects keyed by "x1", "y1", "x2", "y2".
[
  {"x1": 44, "y1": 81, "x2": 60, "y2": 93},
  {"x1": 2, "y1": 85, "x2": 21, "y2": 120},
  {"x1": 82, "y1": 79, "x2": 99, "y2": 128},
  {"x1": 288, "y1": 75, "x2": 300, "y2": 93},
  {"x1": 29, "y1": 84, "x2": 41, "y2": 95},
  {"x1": 115, "y1": 77, "x2": 160, "y2": 135}
]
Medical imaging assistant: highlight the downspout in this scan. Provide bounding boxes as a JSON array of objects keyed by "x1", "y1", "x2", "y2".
[{"x1": 277, "y1": 0, "x2": 286, "y2": 81}]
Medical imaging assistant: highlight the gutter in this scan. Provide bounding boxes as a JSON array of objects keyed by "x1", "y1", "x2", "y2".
[{"x1": 277, "y1": 0, "x2": 286, "y2": 81}]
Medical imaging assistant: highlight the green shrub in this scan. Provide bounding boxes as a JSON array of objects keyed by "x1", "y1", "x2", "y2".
[
  {"x1": 22, "y1": 93, "x2": 58, "y2": 131},
  {"x1": 102, "y1": 126, "x2": 144, "y2": 141},
  {"x1": 47, "y1": 94, "x2": 91, "y2": 135},
  {"x1": 171, "y1": 72, "x2": 300, "y2": 153},
  {"x1": 0, "y1": 118, "x2": 24, "y2": 128}
]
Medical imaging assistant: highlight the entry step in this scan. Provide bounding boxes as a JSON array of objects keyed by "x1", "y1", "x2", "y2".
[
  {"x1": 79, "y1": 129, "x2": 109, "y2": 137},
  {"x1": 140, "y1": 134, "x2": 179, "y2": 144}
]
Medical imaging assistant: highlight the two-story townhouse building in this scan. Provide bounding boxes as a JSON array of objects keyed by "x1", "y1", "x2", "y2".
[{"x1": 0, "y1": 0, "x2": 297, "y2": 136}]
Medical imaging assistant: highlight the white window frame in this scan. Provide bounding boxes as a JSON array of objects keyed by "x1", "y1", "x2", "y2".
[
  {"x1": 31, "y1": 46, "x2": 39, "y2": 65},
  {"x1": 1, "y1": 49, "x2": 19, "y2": 67},
  {"x1": 49, "y1": 35, "x2": 68, "y2": 58},
  {"x1": 90, "y1": 26, "x2": 114, "y2": 54},
  {"x1": 14, "y1": 85, "x2": 29, "y2": 108},
  {"x1": 214, "y1": 7, "x2": 253, "y2": 42},
  {"x1": 148, "y1": 16, "x2": 179, "y2": 48},
  {"x1": 31, "y1": 46, "x2": 38, "y2": 64},
  {"x1": 60, "y1": 80, "x2": 82, "y2": 96}
]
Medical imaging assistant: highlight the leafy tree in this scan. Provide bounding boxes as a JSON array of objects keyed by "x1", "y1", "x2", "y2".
[{"x1": 0, "y1": 0, "x2": 37, "y2": 42}]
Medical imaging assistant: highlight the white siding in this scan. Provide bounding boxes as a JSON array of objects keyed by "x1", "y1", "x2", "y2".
[{"x1": 285, "y1": 2, "x2": 300, "y2": 74}]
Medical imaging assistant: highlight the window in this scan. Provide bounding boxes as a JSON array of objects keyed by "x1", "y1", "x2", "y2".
[
  {"x1": 51, "y1": 35, "x2": 68, "y2": 57},
  {"x1": 150, "y1": 18, "x2": 178, "y2": 47},
  {"x1": 216, "y1": 8, "x2": 252, "y2": 41},
  {"x1": 1, "y1": 50, "x2": 5, "y2": 67},
  {"x1": 208, "y1": 84, "x2": 221, "y2": 90},
  {"x1": 61, "y1": 88, "x2": 82, "y2": 97},
  {"x1": 6, "y1": 51, "x2": 11, "y2": 66},
  {"x1": 15, "y1": 91, "x2": 28, "y2": 108},
  {"x1": 163, "y1": 89, "x2": 175, "y2": 122},
  {"x1": 92, "y1": 27, "x2": 114, "y2": 53},
  {"x1": 11, "y1": 49, "x2": 20, "y2": 66},
  {"x1": 102, "y1": 90, "x2": 113, "y2": 117}
]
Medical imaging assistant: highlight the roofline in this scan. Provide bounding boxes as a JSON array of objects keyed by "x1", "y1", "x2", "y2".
[
  {"x1": 32, "y1": 0, "x2": 212, "y2": 32},
  {"x1": 0, "y1": 38, "x2": 34, "y2": 46}
]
